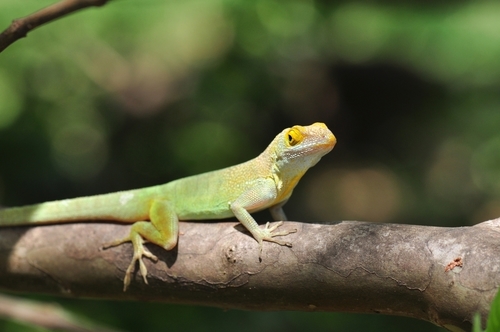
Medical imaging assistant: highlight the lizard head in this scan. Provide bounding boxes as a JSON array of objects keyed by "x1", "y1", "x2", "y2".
[
  {"x1": 273, "y1": 122, "x2": 336, "y2": 170},
  {"x1": 265, "y1": 122, "x2": 336, "y2": 202}
]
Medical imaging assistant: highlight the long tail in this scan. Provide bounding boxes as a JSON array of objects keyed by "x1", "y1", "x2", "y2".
[
  {"x1": 0, "y1": 197, "x2": 107, "y2": 226},
  {"x1": 0, "y1": 189, "x2": 150, "y2": 226}
]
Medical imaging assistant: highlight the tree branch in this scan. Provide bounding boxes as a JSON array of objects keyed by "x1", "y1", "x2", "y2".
[
  {"x1": 0, "y1": 218, "x2": 498, "y2": 331},
  {"x1": 0, "y1": 0, "x2": 110, "y2": 53}
]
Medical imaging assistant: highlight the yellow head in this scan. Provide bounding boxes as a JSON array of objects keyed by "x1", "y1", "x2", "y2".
[{"x1": 265, "y1": 122, "x2": 336, "y2": 201}]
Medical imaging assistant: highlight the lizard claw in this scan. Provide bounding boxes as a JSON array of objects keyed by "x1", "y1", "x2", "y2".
[
  {"x1": 122, "y1": 240, "x2": 158, "y2": 291},
  {"x1": 103, "y1": 233, "x2": 157, "y2": 292},
  {"x1": 262, "y1": 221, "x2": 297, "y2": 243},
  {"x1": 257, "y1": 221, "x2": 297, "y2": 259}
]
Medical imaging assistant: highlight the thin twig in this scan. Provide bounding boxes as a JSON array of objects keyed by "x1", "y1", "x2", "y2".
[
  {"x1": 0, "y1": 0, "x2": 110, "y2": 53},
  {"x1": 0, "y1": 293, "x2": 121, "y2": 332}
]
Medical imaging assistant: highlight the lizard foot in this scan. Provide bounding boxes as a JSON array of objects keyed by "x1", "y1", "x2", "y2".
[
  {"x1": 261, "y1": 221, "x2": 297, "y2": 246},
  {"x1": 257, "y1": 221, "x2": 297, "y2": 257},
  {"x1": 102, "y1": 233, "x2": 158, "y2": 291}
]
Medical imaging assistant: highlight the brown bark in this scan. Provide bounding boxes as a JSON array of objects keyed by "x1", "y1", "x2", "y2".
[{"x1": 1, "y1": 218, "x2": 498, "y2": 331}]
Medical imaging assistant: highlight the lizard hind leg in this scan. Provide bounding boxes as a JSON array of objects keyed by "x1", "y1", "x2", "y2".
[
  {"x1": 103, "y1": 223, "x2": 159, "y2": 291},
  {"x1": 103, "y1": 199, "x2": 179, "y2": 291}
]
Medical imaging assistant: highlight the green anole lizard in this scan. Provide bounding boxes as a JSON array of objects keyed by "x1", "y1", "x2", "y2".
[{"x1": 0, "y1": 122, "x2": 336, "y2": 291}]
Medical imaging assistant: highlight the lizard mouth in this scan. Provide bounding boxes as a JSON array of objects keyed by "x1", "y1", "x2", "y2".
[
  {"x1": 323, "y1": 132, "x2": 337, "y2": 150},
  {"x1": 312, "y1": 132, "x2": 337, "y2": 155},
  {"x1": 288, "y1": 134, "x2": 336, "y2": 160}
]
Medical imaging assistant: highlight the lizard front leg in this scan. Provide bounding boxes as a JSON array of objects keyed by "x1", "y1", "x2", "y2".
[
  {"x1": 230, "y1": 179, "x2": 297, "y2": 256},
  {"x1": 103, "y1": 199, "x2": 178, "y2": 291}
]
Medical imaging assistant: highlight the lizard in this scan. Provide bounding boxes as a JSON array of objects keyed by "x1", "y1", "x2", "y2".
[{"x1": 0, "y1": 122, "x2": 336, "y2": 291}]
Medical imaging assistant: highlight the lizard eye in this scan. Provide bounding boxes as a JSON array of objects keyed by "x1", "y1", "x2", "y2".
[{"x1": 285, "y1": 127, "x2": 303, "y2": 146}]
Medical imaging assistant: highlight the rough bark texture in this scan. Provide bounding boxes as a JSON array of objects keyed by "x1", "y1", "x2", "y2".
[{"x1": 0, "y1": 218, "x2": 499, "y2": 331}]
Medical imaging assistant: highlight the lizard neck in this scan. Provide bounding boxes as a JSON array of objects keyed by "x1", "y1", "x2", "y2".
[
  {"x1": 257, "y1": 143, "x2": 307, "y2": 203},
  {"x1": 272, "y1": 155, "x2": 307, "y2": 202}
]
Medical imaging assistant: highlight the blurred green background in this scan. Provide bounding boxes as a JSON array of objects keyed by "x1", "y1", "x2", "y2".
[{"x1": 2, "y1": 0, "x2": 500, "y2": 330}]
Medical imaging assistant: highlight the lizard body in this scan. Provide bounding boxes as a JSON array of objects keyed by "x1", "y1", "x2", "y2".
[{"x1": 0, "y1": 123, "x2": 336, "y2": 290}]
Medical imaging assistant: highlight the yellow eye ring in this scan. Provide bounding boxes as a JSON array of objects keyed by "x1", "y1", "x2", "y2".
[{"x1": 285, "y1": 127, "x2": 303, "y2": 146}]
